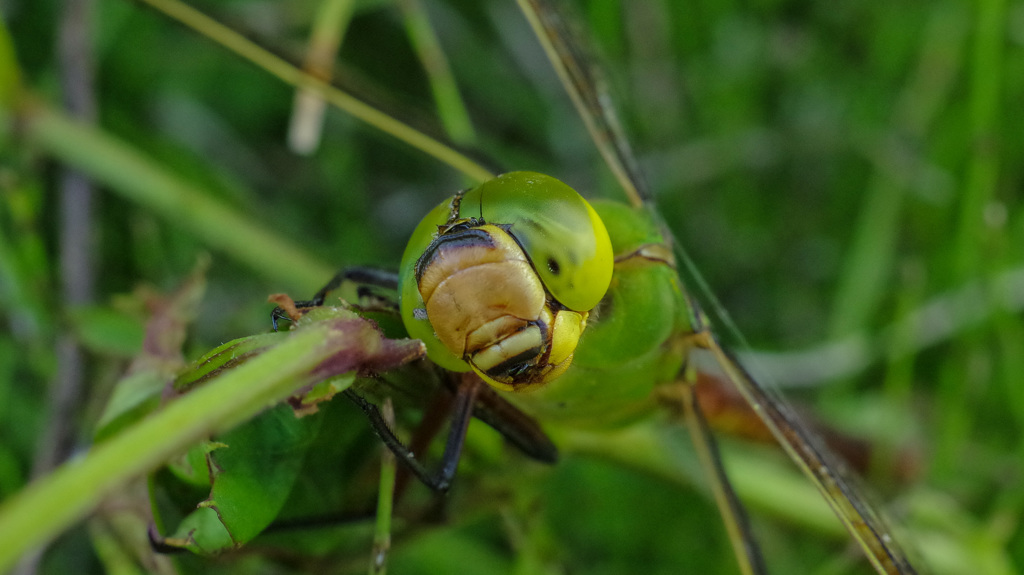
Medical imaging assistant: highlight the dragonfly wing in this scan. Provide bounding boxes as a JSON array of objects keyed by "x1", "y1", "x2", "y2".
[
  {"x1": 516, "y1": 0, "x2": 649, "y2": 208},
  {"x1": 699, "y1": 331, "x2": 918, "y2": 575}
]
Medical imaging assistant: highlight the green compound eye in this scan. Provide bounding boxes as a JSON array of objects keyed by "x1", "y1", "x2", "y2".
[
  {"x1": 399, "y1": 197, "x2": 467, "y2": 373},
  {"x1": 398, "y1": 172, "x2": 614, "y2": 384},
  {"x1": 466, "y1": 172, "x2": 614, "y2": 313}
]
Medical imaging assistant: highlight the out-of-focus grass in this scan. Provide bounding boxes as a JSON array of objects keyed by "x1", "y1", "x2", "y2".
[{"x1": 0, "y1": 0, "x2": 1021, "y2": 573}]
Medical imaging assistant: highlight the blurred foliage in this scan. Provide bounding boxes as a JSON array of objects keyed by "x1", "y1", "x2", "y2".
[{"x1": 1, "y1": 0, "x2": 1022, "y2": 574}]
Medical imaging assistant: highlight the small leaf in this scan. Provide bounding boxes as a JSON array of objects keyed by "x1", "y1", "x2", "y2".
[
  {"x1": 173, "y1": 332, "x2": 289, "y2": 394},
  {"x1": 290, "y1": 373, "x2": 356, "y2": 417},
  {"x1": 67, "y1": 305, "x2": 146, "y2": 357},
  {"x1": 159, "y1": 403, "x2": 322, "y2": 554},
  {"x1": 95, "y1": 260, "x2": 209, "y2": 441}
]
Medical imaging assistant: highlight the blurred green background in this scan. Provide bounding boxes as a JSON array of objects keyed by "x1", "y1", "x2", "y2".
[{"x1": 1, "y1": 0, "x2": 1022, "y2": 573}]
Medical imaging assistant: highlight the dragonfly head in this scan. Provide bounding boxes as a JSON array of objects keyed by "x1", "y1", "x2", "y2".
[{"x1": 399, "y1": 172, "x2": 613, "y2": 392}]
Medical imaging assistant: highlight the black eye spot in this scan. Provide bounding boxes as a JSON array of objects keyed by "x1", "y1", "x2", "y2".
[{"x1": 547, "y1": 258, "x2": 560, "y2": 275}]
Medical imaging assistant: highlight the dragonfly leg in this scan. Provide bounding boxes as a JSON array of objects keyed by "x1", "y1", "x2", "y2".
[
  {"x1": 385, "y1": 375, "x2": 559, "y2": 504},
  {"x1": 272, "y1": 267, "x2": 400, "y2": 330},
  {"x1": 345, "y1": 373, "x2": 482, "y2": 493},
  {"x1": 659, "y1": 362, "x2": 768, "y2": 575},
  {"x1": 467, "y1": 385, "x2": 558, "y2": 464},
  {"x1": 392, "y1": 385, "x2": 457, "y2": 502}
]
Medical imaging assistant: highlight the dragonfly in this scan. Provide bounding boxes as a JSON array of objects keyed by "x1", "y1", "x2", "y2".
[{"x1": 128, "y1": 0, "x2": 925, "y2": 573}]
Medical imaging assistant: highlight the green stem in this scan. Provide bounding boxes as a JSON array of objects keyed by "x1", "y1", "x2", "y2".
[
  {"x1": 398, "y1": 0, "x2": 477, "y2": 147},
  {"x1": 287, "y1": 0, "x2": 357, "y2": 154},
  {"x1": 134, "y1": 0, "x2": 493, "y2": 184},
  {"x1": 370, "y1": 398, "x2": 397, "y2": 575},
  {"x1": 25, "y1": 105, "x2": 333, "y2": 292}
]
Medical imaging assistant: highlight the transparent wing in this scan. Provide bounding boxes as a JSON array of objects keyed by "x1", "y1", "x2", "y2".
[
  {"x1": 516, "y1": 1, "x2": 918, "y2": 573},
  {"x1": 700, "y1": 331, "x2": 917, "y2": 574},
  {"x1": 515, "y1": 0, "x2": 648, "y2": 208}
]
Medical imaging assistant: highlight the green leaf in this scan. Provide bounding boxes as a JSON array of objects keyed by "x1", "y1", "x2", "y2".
[
  {"x1": 95, "y1": 261, "x2": 209, "y2": 441},
  {"x1": 68, "y1": 305, "x2": 146, "y2": 357},
  {"x1": 162, "y1": 404, "x2": 322, "y2": 554}
]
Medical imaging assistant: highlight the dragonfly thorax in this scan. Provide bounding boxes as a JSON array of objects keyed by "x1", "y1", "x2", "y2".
[{"x1": 415, "y1": 222, "x2": 586, "y2": 391}]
